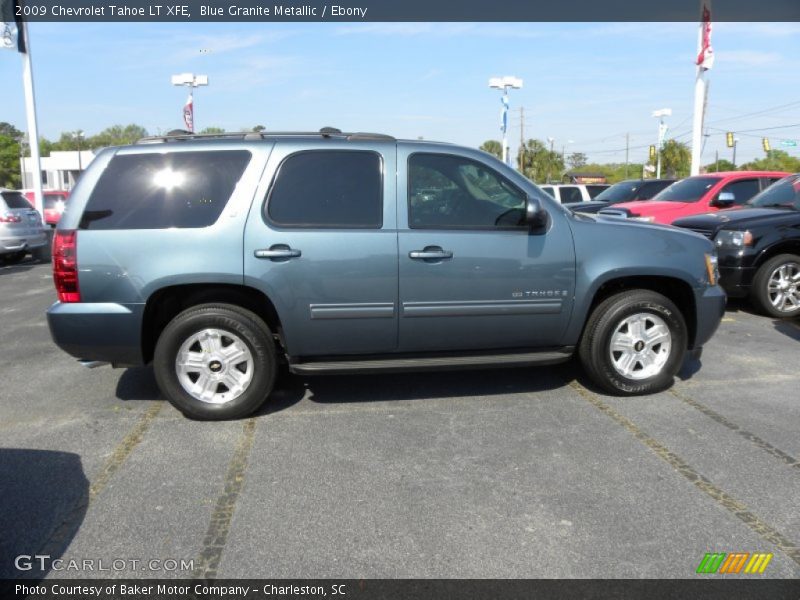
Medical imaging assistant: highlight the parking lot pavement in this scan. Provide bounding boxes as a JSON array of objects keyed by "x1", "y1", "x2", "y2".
[{"x1": 1, "y1": 258, "x2": 799, "y2": 579}]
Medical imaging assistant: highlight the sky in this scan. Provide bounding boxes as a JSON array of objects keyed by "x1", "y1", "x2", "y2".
[{"x1": 1, "y1": 21, "x2": 799, "y2": 166}]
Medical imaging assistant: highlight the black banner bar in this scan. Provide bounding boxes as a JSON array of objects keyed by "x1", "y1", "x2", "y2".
[
  {"x1": 3, "y1": 579, "x2": 800, "y2": 600},
  {"x1": 10, "y1": 0, "x2": 800, "y2": 22}
]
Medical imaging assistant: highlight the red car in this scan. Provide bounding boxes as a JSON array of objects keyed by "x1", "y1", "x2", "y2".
[
  {"x1": 23, "y1": 190, "x2": 70, "y2": 227},
  {"x1": 599, "y1": 171, "x2": 789, "y2": 225}
]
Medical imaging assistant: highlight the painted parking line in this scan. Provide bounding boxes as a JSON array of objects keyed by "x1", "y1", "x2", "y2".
[
  {"x1": 193, "y1": 417, "x2": 257, "y2": 579},
  {"x1": 36, "y1": 402, "x2": 163, "y2": 558},
  {"x1": 568, "y1": 381, "x2": 800, "y2": 568},
  {"x1": 669, "y1": 387, "x2": 800, "y2": 470}
]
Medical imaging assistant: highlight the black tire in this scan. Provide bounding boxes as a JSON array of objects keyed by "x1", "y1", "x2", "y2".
[
  {"x1": 3, "y1": 251, "x2": 26, "y2": 265},
  {"x1": 153, "y1": 303, "x2": 277, "y2": 420},
  {"x1": 578, "y1": 290, "x2": 688, "y2": 395},
  {"x1": 750, "y1": 254, "x2": 800, "y2": 319},
  {"x1": 32, "y1": 245, "x2": 51, "y2": 263}
]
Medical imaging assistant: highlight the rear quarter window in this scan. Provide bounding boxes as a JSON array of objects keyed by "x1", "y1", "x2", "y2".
[{"x1": 79, "y1": 150, "x2": 251, "y2": 230}]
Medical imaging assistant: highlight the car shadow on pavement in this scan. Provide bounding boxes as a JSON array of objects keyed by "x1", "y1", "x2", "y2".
[
  {"x1": 0, "y1": 449, "x2": 89, "y2": 580},
  {"x1": 773, "y1": 319, "x2": 800, "y2": 342},
  {"x1": 0, "y1": 257, "x2": 44, "y2": 276},
  {"x1": 274, "y1": 362, "x2": 576, "y2": 410}
]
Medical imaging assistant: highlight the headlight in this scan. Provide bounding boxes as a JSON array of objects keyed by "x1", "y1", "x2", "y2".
[
  {"x1": 631, "y1": 216, "x2": 655, "y2": 223},
  {"x1": 715, "y1": 230, "x2": 752, "y2": 249},
  {"x1": 705, "y1": 252, "x2": 719, "y2": 286}
]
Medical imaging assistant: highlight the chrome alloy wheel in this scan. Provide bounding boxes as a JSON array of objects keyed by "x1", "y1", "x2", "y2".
[
  {"x1": 767, "y1": 261, "x2": 800, "y2": 314},
  {"x1": 609, "y1": 313, "x2": 672, "y2": 380},
  {"x1": 175, "y1": 328, "x2": 254, "y2": 404}
]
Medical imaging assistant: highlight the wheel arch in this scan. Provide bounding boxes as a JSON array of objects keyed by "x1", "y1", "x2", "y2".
[{"x1": 141, "y1": 283, "x2": 284, "y2": 364}]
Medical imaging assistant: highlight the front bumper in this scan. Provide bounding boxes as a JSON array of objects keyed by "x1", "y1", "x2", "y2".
[
  {"x1": 718, "y1": 265, "x2": 756, "y2": 298},
  {"x1": 47, "y1": 302, "x2": 145, "y2": 367},
  {"x1": 692, "y1": 284, "x2": 727, "y2": 349}
]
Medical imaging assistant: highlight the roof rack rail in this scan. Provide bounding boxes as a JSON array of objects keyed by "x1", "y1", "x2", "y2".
[{"x1": 136, "y1": 128, "x2": 396, "y2": 144}]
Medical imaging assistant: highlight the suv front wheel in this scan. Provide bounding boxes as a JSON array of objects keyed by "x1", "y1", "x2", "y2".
[
  {"x1": 751, "y1": 254, "x2": 800, "y2": 318},
  {"x1": 579, "y1": 290, "x2": 688, "y2": 395},
  {"x1": 154, "y1": 304, "x2": 277, "y2": 420}
]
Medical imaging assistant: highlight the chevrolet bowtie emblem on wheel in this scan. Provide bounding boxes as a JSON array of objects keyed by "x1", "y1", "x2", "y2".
[{"x1": 696, "y1": 552, "x2": 773, "y2": 574}]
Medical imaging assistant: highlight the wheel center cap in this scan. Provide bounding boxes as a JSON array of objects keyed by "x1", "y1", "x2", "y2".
[
  {"x1": 208, "y1": 360, "x2": 223, "y2": 373},
  {"x1": 634, "y1": 340, "x2": 646, "y2": 352}
]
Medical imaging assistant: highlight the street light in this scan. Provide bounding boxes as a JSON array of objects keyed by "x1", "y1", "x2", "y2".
[
  {"x1": 652, "y1": 108, "x2": 672, "y2": 179},
  {"x1": 489, "y1": 76, "x2": 523, "y2": 165},
  {"x1": 171, "y1": 72, "x2": 209, "y2": 133}
]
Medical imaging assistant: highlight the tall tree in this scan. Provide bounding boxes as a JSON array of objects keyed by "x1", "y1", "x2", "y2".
[
  {"x1": 650, "y1": 140, "x2": 691, "y2": 179},
  {"x1": 89, "y1": 124, "x2": 148, "y2": 148},
  {"x1": 703, "y1": 158, "x2": 736, "y2": 173},
  {"x1": 518, "y1": 138, "x2": 564, "y2": 183},
  {"x1": 480, "y1": 140, "x2": 502, "y2": 159},
  {"x1": 0, "y1": 133, "x2": 22, "y2": 188},
  {"x1": 566, "y1": 152, "x2": 588, "y2": 170},
  {"x1": 739, "y1": 150, "x2": 800, "y2": 173}
]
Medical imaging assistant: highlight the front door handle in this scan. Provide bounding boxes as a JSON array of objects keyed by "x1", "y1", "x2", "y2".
[
  {"x1": 409, "y1": 247, "x2": 453, "y2": 260},
  {"x1": 254, "y1": 245, "x2": 301, "y2": 260}
]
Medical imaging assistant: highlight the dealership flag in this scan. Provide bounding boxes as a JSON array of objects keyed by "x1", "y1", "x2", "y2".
[
  {"x1": 183, "y1": 93, "x2": 194, "y2": 132},
  {"x1": 696, "y1": 1, "x2": 714, "y2": 70},
  {"x1": 1, "y1": 0, "x2": 26, "y2": 52}
]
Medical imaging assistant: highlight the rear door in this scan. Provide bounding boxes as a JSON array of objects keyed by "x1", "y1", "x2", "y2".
[
  {"x1": 397, "y1": 149, "x2": 575, "y2": 353},
  {"x1": 244, "y1": 141, "x2": 399, "y2": 357},
  {"x1": 717, "y1": 177, "x2": 761, "y2": 206}
]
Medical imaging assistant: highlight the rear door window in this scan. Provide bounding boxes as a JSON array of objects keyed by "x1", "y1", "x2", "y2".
[
  {"x1": 636, "y1": 181, "x2": 672, "y2": 200},
  {"x1": 559, "y1": 186, "x2": 584, "y2": 203},
  {"x1": 1, "y1": 191, "x2": 33, "y2": 209},
  {"x1": 266, "y1": 151, "x2": 383, "y2": 228},
  {"x1": 80, "y1": 150, "x2": 251, "y2": 230}
]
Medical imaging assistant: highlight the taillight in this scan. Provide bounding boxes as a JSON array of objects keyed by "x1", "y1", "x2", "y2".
[
  {"x1": 53, "y1": 230, "x2": 80, "y2": 302},
  {"x1": 0, "y1": 213, "x2": 22, "y2": 223}
]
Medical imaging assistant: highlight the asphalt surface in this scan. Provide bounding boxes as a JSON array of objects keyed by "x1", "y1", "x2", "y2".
[{"x1": 1, "y1": 256, "x2": 799, "y2": 579}]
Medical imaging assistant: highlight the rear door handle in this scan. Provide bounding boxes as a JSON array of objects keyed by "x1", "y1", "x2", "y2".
[
  {"x1": 254, "y1": 245, "x2": 301, "y2": 260},
  {"x1": 409, "y1": 247, "x2": 453, "y2": 260}
]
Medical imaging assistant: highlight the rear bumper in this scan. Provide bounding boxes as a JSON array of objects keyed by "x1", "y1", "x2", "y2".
[
  {"x1": 47, "y1": 302, "x2": 145, "y2": 367},
  {"x1": 0, "y1": 231, "x2": 48, "y2": 254},
  {"x1": 692, "y1": 285, "x2": 727, "y2": 349}
]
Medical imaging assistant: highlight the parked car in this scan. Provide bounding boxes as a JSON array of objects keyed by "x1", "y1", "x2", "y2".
[
  {"x1": 47, "y1": 129, "x2": 724, "y2": 420},
  {"x1": 599, "y1": 171, "x2": 789, "y2": 224},
  {"x1": 539, "y1": 183, "x2": 609, "y2": 203},
  {"x1": 563, "y1": 179, "x2": 675, "y2": 214},
  {"x1": 0, "y1": 189, "x2": 49, "y2": 264},
  {"x1": 23, "y1": 190, "x2": 70, "y2": 227},
  {"x1": 673, "y1": 173, "x2": 800, "y2": 318}
]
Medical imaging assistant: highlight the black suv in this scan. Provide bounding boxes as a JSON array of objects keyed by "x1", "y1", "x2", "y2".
[
  {"x1": 562, "y1": 179, "x2": 675, "y2": 215},
  {"x1": 674, "y1": 173, "x2": 800, "y2": 318}
]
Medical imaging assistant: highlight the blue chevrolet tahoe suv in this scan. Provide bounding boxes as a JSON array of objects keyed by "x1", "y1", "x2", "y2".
[{"x1": 47, "y1": 130, "x2": 726, "y2": 420}]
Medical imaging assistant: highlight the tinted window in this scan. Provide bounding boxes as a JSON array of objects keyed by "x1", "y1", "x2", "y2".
[
  {"x1": 748, "y1": 175, "x2": 800, "y2": 210},
  {"x1": 594, "y1": 181, "x2": 641, "y2": 204},
  {"x1": 540, "y1": 186, "x2": 555, "y2": 197},
  {"x1": 653, "y1": 177, "x2": 720, "y2": 202},
  {"x1": 586, "y1": 185, "x2": 608, "y2": 199},
  {"x1": 80, "y1": 151, "x2": 250, "y2": 230},
  {"x1": 267, "y1": 151, "x2": 382, "y2": 228},
  {"x1": 636, "y1": 180, "x2": 673, "y2": 200},
  {"x1": 559, "y1": 187, "x2": 583, "y2": 203},
  {"x1": 721, "y1": 179, "x2": 760, "y2": 205},
  {"x1": 1, "y1": 191, "x2": 32, "y2": 209},
  {"x1": 408, "y1": 153, "x2": 526, "y2": 229}
]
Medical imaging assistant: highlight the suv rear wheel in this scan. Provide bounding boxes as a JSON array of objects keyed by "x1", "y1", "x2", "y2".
[
  {"x1": 751, "y1": 254, "x2": 800, "y2": 318},
  {"x1": 579, "y1": 290, "x2": 687, "y2": 395},
  {"x1": 154, "y1": 304, "x2": 276, "y2": 420}
]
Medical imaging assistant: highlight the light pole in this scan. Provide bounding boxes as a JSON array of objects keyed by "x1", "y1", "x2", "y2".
[
  {"x1": 489, "y1": 76, "x2": 523, "y2": 166},
  {"x1": 652, "y1": 108, "x2": 672, "y2": 179},
  {"x1": 171, "y1": 72, "x2": 209, "y2": 133},
  {"x1": 72, "y1": 130, "x2": 84, "y2": 172}
]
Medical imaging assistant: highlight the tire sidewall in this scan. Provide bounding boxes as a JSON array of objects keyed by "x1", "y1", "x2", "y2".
[
  {"x1": 591, "y1": 296, "x2": 687, "y2": 395},
  {"x1": 154, "y1": 308, "x2": 275, "y2": 420},
  {"x1": 753, "y1": 255, "x2": 800, "y2": 319}
]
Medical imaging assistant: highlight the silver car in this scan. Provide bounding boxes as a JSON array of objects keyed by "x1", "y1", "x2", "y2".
[{"x1": 0, "y1": 189, "x2": 49, "y2": 264}]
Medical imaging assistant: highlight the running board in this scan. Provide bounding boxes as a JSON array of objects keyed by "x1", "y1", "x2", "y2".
[{"x1": 289, "y1": 349, "x2": 573, "y2": 375}]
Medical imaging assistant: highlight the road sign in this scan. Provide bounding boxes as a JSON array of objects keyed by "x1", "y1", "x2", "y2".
[{"x1": 779, "y1": 139, "x2": 797, "y2": 147}]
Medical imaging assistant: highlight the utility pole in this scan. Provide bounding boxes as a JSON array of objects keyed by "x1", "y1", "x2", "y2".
[
  {"x1": 732, "y1": 138, "x2": 738, "y2": 168},
  {"x1": 714, "y1": 149, "x2": 719, "y2": 172},
  {"x1": 518, "y1": 106, "x2": 525, "y2": 173},
  {"x1": 624, "y1": 133, "x2": 630, "y2": 179}
]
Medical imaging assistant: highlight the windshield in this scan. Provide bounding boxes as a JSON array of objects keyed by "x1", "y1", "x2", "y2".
[
  {"x1": 593, "y1": 181, "x2": 641, "y2": 204},
  {"x1": 748, "y1": 175, "x2": 800, "y2": 210},
  {"x1": 652, "y1": 176, "x2": 719, "y2": 203}
]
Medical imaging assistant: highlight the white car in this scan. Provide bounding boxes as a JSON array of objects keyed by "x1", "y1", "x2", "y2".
[
  {"x1": 539, "y1": 183, "x2": 609, "y2": 204},
  {"x1": 0, "y1": 189, "x2": 49, "y2": 264}
]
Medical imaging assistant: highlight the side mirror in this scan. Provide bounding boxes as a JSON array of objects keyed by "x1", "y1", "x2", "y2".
[
  {"x1": 712, "y1": 191, "x2": 735, "y2": 208},
  {"x1": 525, "y1": 195, "x2": 549, "y2": 231}
]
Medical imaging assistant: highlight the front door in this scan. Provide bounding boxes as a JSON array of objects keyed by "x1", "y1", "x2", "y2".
[
  {"x1": 397, "y1": 150, "x2": 575, "y2": 353},
  {"x1": 244, "y1": 143, "x2": 399, "y2": 357}
]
